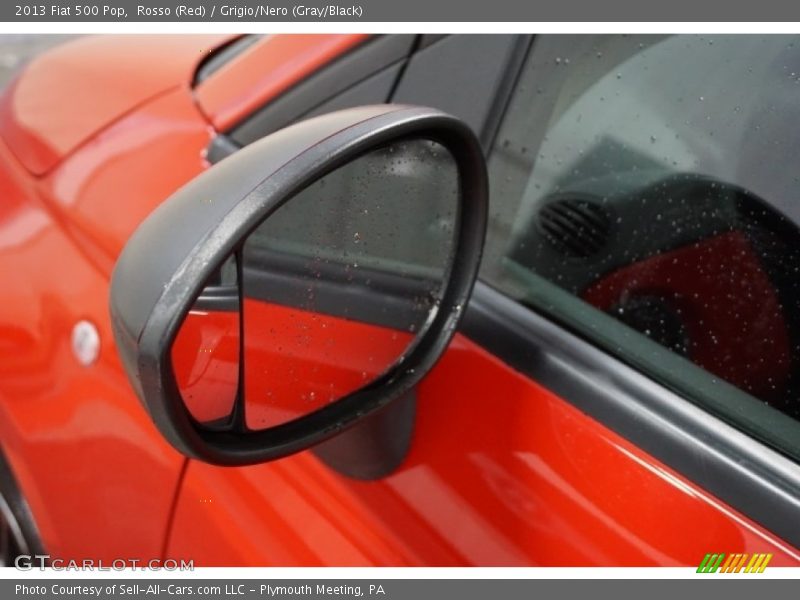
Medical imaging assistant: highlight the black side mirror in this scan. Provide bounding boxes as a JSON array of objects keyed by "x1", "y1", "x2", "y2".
[{"x1": 109, "y1": 105, "x2": 487, "y2": 465}]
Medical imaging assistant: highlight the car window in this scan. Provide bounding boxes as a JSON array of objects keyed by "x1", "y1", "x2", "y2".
[{"x1": 483, "y1": 34, "x2": 800, "y2": 461}]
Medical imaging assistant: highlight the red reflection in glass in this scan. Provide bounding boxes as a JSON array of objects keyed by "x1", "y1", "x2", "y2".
[
  {"x1": 243, "y1": 298, "x2": 413, "y2": 430},
  {"x1": 172, "y1": 309, "x2": 240, "y2": 424}
]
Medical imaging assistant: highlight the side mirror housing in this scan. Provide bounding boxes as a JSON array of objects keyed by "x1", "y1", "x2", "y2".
[{"x1": 110, "y1": 105, "x2": 488, "y2": 465}]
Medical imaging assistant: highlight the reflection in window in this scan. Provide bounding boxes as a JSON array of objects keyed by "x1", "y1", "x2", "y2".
[{"x1": 484, "y1": 35, "x2": 800, "y2": 458}]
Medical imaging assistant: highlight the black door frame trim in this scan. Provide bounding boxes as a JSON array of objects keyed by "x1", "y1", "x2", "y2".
[{"x1": 462, "y1": 281, "x2": 800, "y2": 550}]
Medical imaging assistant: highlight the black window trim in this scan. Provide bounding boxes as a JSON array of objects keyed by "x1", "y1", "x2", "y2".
[
  {"x1": 193, "y1": 34, "x2": 265, "y2": 86},
  {"x1": 462, "y1": 281, "x2": 800, "y2": 549}
]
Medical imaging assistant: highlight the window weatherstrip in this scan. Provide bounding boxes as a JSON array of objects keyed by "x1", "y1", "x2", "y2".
[{"x1": 462, "y1": 281, "x2": 800, "y2": 550}]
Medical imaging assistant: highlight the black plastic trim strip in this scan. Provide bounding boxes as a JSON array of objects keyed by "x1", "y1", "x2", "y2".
[
  {"x1": 194, "y1": 285, "x2": 239, "y2": 312},
  {"x1": 390, "y1": 35, "x2": 523, "y2": 146},
  {"x1": 461, "y1": 281, "x2": 800, "y2": 549},
  {"x1": 312, "y1": 388, "x2": 416, "y2": 480},
  {"x1": 478, "y1": 35, "x2": 533, "y2": 149},
  {"x1": 0, "y1": 450, "x2": 45, "y2": 558},
  {"x1": 194, "y1": 35, "x2": 264, "y2": 86},
  {"x1": 205, "y1": 134, "x2": 241, "y2": 165},
  {"x1": 243, "y1": 249, "x2": 434, "y2": 331}
]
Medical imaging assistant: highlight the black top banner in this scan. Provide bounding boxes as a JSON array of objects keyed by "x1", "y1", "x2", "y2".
[{"x1": 3, "y1": 0, "x2": 800, "y2": 22}]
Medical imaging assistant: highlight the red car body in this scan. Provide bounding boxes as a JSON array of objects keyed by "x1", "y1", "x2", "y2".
[{"x1": 0, "y1": 34, "x2": 797, "y2": 566}]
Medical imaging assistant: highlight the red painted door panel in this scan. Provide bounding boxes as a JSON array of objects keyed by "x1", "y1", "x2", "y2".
[
  {"x1": 0, "y1": 137, "x2": 184, "y2": 560},
  {"x1": 166, "y1": 335, "x2": 800, "y2": 566},
  {"x1": 0, "y1": 69, "x2": 214, "y2": 559},
  {"x1": 0, "y1": 34, "x2": 386, "y2": 561}
]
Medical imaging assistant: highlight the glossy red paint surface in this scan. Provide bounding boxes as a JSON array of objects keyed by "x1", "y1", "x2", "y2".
[
  {"x1": 0, "y1": 38, "x2": 218, "y2": 558},
  {"x1": 243, "y1": 299, "x2": 412, "y2": 430},
  {"x1": 173, "y1": 309, "x2": 240, "y2": 424},
  {"x1": 167, "y1": 334, "x2": 800, "y2": 566},
  {"x1": 0, "y1": 34, "x2": 391, "y2": 560},
  {"x1": 0, "y1": 137, "x2": 184, "y2": 560},
  {"x1": 38, "y1": 88, "x2": 214, "y2": 274},
  {"x1": 0, "y1": 35, "x2": 230, "y2": 175},
  {"x1": 194, "y1": 34, "x2": 369, "y2": 131},
  {"x1": 583, "y1": 231, "x2": 791, "y2": 398}
]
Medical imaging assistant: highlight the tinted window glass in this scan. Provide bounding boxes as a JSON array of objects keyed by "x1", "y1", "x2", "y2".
[{"x1": 484, "y1": 35, "x2": 800, "y2": 460}]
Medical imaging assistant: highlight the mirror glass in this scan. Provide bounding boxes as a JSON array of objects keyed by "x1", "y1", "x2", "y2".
[
  {"x1": 172, "y1": 255, "x2": 240, "y2": 425},
  {"x1": 242, "y1": 139, "x2": 458, "y2": 429},
  {"x1": 171, "y1": 138, "x2": 459, "y2": 431}
]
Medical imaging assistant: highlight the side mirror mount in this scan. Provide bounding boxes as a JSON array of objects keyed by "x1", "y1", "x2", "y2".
[{"x1": 110, "y1": 105, "x2": 487, "y2": 466}]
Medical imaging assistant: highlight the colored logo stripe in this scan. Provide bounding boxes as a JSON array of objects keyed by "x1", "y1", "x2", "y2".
[
  {"x1": 698, "y1": 553, "x2": 772, "y2": 573},
  {"x1": 697, "y1": 553, "x2": 725, "y2": 573}
]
